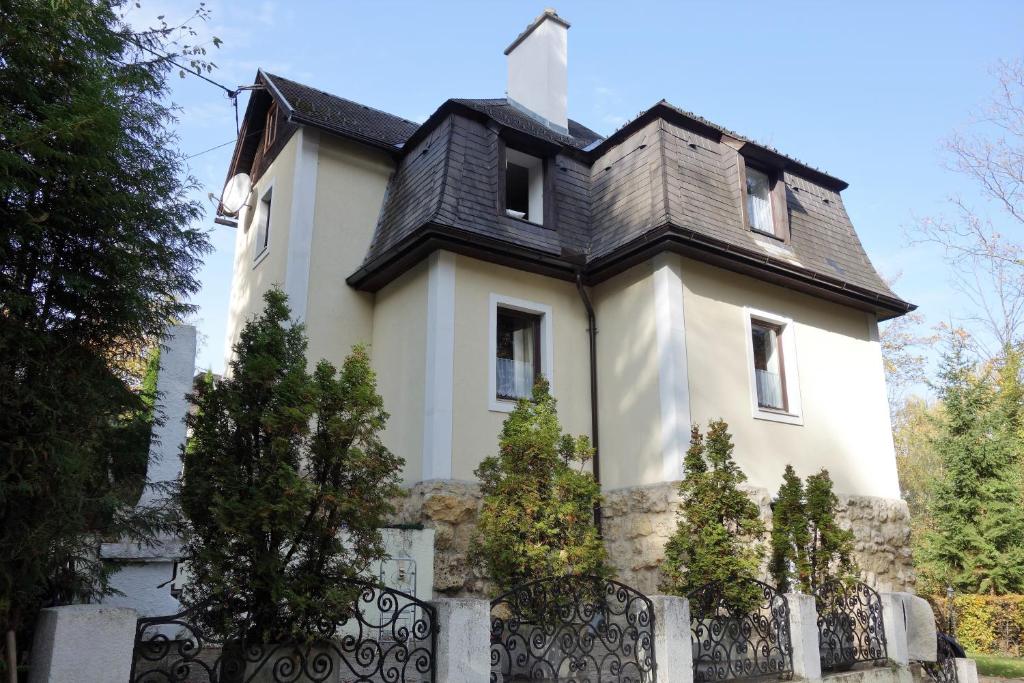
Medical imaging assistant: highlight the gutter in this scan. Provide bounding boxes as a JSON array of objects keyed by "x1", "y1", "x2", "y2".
[{"x1": 575, "y1": 272, "x2": 602, "y2": 535}]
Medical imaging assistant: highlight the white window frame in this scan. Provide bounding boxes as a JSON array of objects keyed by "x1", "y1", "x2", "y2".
[
  {"x1": 505, "y1": 148, "x2": 544, "y2": 226},
  {"x1": 743, "y1": 307, "x2": 803, "y2": 425},
  {"x1": 488, "y1": 293, "x2": 553, "y2": 413},
  {"x1": 252, "y1": 181, "x2": 274, "y2": 267}
]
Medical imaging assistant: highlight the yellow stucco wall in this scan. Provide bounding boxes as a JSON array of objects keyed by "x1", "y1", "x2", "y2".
[
  {"x1": 592, "y1": 263, "x2": 664, "y2": 490},
  {"x1": 450, "y1": 255, "x2": 592, "y2": 480},
  {"x1": 304, "y1": 136, "x2": 392, "y2": 367},
  {"x1": 681, "y1": 257, "x2": 899, "y2": 499},
  {"x1": 372, "y1": 261, "x2": 429, "y2": 484},
  {"x1": 223, "y1": 133, "x2": 298, "y2": 366}
]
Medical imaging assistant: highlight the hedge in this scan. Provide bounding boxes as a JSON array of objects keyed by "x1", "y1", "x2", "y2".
[{"x1": 930, "y1": 595, "x2": 1024, "y2": 656}]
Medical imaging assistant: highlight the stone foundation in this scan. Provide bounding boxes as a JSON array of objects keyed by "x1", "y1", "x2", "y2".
[{"x1": 391, "y1": 479, "x2": 915, "y2": 598}]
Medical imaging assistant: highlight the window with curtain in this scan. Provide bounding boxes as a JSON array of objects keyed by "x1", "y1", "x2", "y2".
[
  {"x1": 495, "y1": 308, "x2": 541, "y2": 400},
  {"x1": 751, "y1": 321, "x2": 786, "y2": 410},
  {"x1": 746, "y1": 166, "x2": 775, "y2": 235}
]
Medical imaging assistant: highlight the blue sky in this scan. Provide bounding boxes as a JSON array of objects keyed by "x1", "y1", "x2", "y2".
[{"x1": 127, "y1": 1, "x2": 1024, "y2": 378}]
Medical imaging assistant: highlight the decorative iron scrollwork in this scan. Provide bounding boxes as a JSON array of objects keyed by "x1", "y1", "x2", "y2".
[
  {"x1": 687, "y1": 579, "x2": 793, "y2": 682},
  {"x1": 922, "y1": 633, "x2": 959, "y2": 683},
  {"x1": 129, "y1": 580, "x2": 437, "y2": 682},
  {"x1": 815, "y1": 579, "x2": 887, "y2": 670},
  {"x1": 489, "y1": 575, "x2": 656, "y2": 682}
]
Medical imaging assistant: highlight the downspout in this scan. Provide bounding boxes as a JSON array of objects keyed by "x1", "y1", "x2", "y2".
[{"x1": 575, "y1": 273, "x2": 602, "y2": 534}]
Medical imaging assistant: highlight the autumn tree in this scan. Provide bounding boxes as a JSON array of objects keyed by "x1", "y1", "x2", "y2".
[
  {"x1": 180, "y1": 290, "x2": 404, "y2": 643},
  {"x1": 472, "y1": 379, "x2": 607, "y2": 592}
]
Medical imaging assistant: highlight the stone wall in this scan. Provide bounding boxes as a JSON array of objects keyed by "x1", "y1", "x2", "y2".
[{"x1": 391, "y1": 479, "x2": 915, "y2": 599}]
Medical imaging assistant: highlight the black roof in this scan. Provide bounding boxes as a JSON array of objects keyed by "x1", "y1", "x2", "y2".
[
  {"x1": 263, "y1": 72, "x2": 420, "y2": 150},
  {"x1": 238, "y1": 71, "x2": 912, "y2": 318}
]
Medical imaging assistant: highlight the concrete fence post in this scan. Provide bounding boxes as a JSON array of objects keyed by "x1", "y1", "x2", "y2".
[
  {"x1": 881, "y1": 592, "x2": 910, "y2": 666},
  {"x1": 28, "y1": 605, "x2": 138, "y2": 683},
  {"x1": 784, "y1": 592, "x2": 822, "y2": 681},
  {"x1": 650, "y1": 595, "x2": 692, "y2": 683},
  {"x1": 954, "y1": 657, "x2": 979, "y2": 683},
  {"x1": 430, "y1": 598, "x2": 490, "y2": 683},
  {"x1": 903, "y1": 594, "x2": 938, "y2": 662}
]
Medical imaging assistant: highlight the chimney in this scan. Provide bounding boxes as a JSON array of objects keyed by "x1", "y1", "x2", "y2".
[{"x1": 505, "y1": 9, "x2": 570, "y2": 133}]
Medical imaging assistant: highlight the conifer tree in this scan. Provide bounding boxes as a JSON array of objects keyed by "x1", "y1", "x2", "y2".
[
  {"x1": 661, "y1": 421, "x2": 765, "y2": 609},
  {"x1": 180, "y1": 289, "x2": 404, "y2": 643},
  {"x1": 804, "y1": 470, "x2": 856, "y2": 592},
  {"x1": 769, "y1": 465, "x2": 810, "y2": 593},
  {"x1": 919, "y1": 337, "x2": 1024, "y2": 594},
  {"x1": 472, "y1": 379, "x2": 607, "y2": 592}
]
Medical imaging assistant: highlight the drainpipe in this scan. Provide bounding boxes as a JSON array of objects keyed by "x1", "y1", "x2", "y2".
[{"x1": 575, "y1": 273, "x2": 602, "y2": 534}]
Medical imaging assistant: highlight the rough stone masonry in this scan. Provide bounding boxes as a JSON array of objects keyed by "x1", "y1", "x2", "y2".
[{"x1": 390, "y1": 480, "x2": 915, "y2": 597}]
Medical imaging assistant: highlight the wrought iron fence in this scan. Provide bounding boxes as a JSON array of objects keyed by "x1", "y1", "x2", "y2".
[
  {"x1": 814, "y1": 579, "x2": 887, "y2": 670},
  {"x1": 129, "y1": 580, "x2": 437, "y2": 682},
  {"x1": 922, "y1": 633, "x2": 960, "y2": 683},
  {"x1": 687, "y1": 579, "x2": 793, "y2": 682},
  {"x1": 489, "y1": 575, "x2": 656, "y2": 682}
]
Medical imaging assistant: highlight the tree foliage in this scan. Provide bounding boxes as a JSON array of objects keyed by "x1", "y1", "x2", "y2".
[
  {"x1": 918, "y1": 336, "x2": 1024, "y2": 594},
  {"x1": 180, "y1": 290, "x2": 404, "y2": 643},
  {"x1": 0, "y1": 0, "x2": 212, "y2": 642},
  {"x1": 769, "y1": 466, "x2": 856, "y2": 594},
  {"x1": 472, "y1": 379, "x2": 607, "y2": 592},
  {"x1": 661, "y1": 421, "x2": 765, "y2": 608}
]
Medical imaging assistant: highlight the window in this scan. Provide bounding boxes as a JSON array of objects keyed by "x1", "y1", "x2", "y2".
[
  {"x1": 504, "y1": 148, "x2": 544, "y2": 225},
  {"x1": 263, "y1": 103, "x2": 278, "y2": 151},
  {"x1": 253, "y1": 187, "x2": 272, "y2": 262},
  {"x1": 488, "y1": 294, "x2": 553, "y2": 411},
  {"x1": 744, "y1": 309, "x2": 802, "y2": 424},
  {"x1": 751, "y1": 322, "x2": 785, "y2": 410},
  {"x1": 495, "y1": 308, "x2": 541, "y2": 400},
  {"x1": 746, "y1": 167, "x2": 774, "y2": 234}
]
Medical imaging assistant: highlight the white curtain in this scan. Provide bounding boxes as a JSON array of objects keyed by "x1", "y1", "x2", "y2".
[
  {"x1": 747, "y1": 168, "x2": 773, "y2": 233},
  {"x1": 497, "y1": 325, "x2": 535, "y2": 399},
  {"x1": 756, "y1": 369, "x2": 783, "y2": 409}
]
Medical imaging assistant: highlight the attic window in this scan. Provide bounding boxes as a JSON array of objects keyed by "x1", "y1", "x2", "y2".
[
  {"x1": 263, "y1": 103, "x2": 278, "y2": 151},
  {"x1": 504, "y1": 148, "x2": 544, "y2": 225},
  {"x1": 740, "y1": 157, "x2": 789, "y2": 240}
]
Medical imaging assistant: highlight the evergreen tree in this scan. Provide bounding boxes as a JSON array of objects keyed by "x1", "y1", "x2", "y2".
[
  {"x1": 919, "y1": 338, "x2": 1024, "y2": 594},
  {"x1": 769, "y1": 465, "x2": 810, "y2": 593},
  {"x1": 0, "y1": 0, "x2": 212, "y2": 668},
  {"x1": 472, "y1": 379, "x2": 607, "y2": 592},
  {"x1": 180, "y1": 289, "x2": 404, "y2": 643},
  {"x1": 804, "y1": 470, "x2": 856, "y2": 593},
  {"x1": 661, "y1": 421, "x2": 765, "y2": 609}
]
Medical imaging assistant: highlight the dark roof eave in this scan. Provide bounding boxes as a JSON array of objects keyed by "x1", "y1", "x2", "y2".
[
  {"x1": 286, "y1": 111, "x2": 402, "y2": 157},
  {"x1": 348, "y1": 222, "x2": 915, "y2": 319}
]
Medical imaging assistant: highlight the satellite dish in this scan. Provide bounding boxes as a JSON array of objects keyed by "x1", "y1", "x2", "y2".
[{"x1": 220, "y1": 173, "x2": 252, "y2": 216}]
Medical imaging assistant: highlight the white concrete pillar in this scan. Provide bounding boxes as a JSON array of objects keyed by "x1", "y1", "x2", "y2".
[
  {"x1": 955, "y1": 657, "x2": 979, "y2": 683},
  {"x1": 28, "y1": 605, "x2": 137, "y2": 683},
  {"x1": 784, "y1": 593, "x2": 822, "y2": 680},
  {"x1": 881, "y1": 592, "x2": 910, "y2": 666},
  {"x1": 650, "y1": 595, "x2": 692, "y2": 683},
  {"x1": 140, "y1": 324, "x2": 196, "y2": 507},
  {"x1": 904, "y1": 594, "x2": 938, "y2": 662},
  {"x1": 431, "y1": 598, "x2": 490, "y2": 683}
]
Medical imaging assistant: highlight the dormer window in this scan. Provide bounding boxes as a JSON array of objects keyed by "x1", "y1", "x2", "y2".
[
  {"x1": 740, "y1": 157, "x2": 789, "y2": 240},
  {"x1": 746, "y1": 167, "x2": 774, "y2": 234},
  {"x1": 504, "y1": 148, "x2": 544, "y2": 225}
]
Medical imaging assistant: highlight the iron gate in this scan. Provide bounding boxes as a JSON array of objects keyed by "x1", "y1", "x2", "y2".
[
  {"x1": 489, "y1": 575, "x2": 656, "y2": 682},
  {"x1": 687, "y1": 579, "x2": 793, "y2": 682},
  {"x1": 129, "y1": 580, "x2": 437, "y2": 682},
  {"x1": 814, "y1": 579, "x2": 887, "y2": 671}
]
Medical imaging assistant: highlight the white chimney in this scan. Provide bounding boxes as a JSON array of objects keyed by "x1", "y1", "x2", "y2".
[{"x1": 505, "y1": 9, "x2": 570, "y2": 133}]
